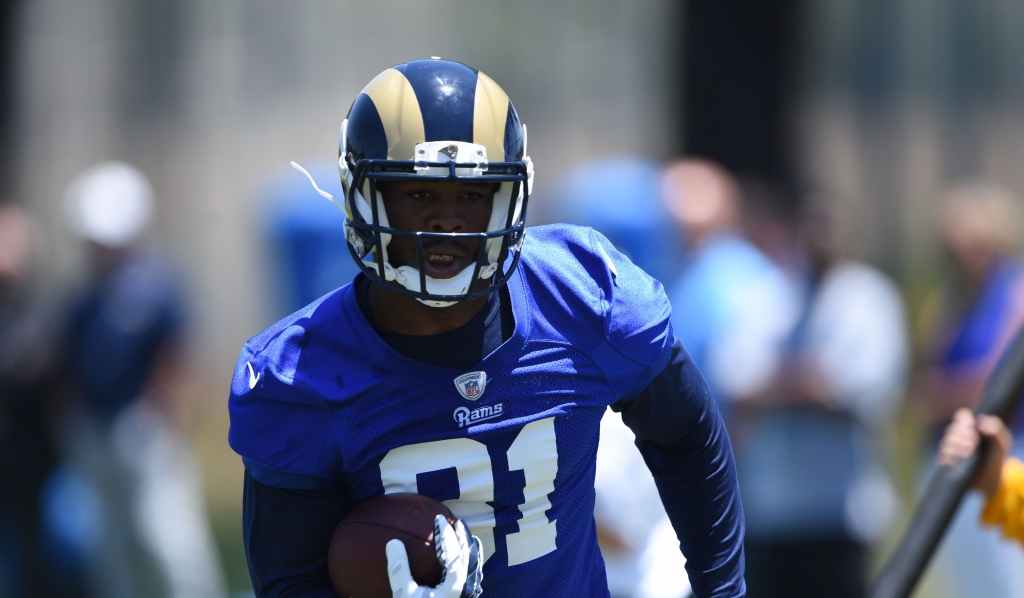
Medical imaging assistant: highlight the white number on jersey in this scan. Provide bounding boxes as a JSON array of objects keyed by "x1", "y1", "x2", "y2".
[{"x1": 378, "y1": 417, "x2": 559, "y2": 565}]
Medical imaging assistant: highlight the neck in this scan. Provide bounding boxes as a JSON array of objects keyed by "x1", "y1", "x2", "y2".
[
  {"x1": 368, "y1": 278, "x2": 492, "y2": 336},
  {"x1": 957, "y1": 252, "x2": 998, "y2": 293},
  {"x1": 810, "y1": 252, "x2": 833, "y2": 282}
]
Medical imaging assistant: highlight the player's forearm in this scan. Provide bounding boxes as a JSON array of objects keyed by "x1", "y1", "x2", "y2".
[
  {"x1": 616, "y1": 339, "x2": 746, "y2": 596},
  {"x1": 243, "y1": 470, "x2": 348, "y2": 597},
  {"x1": 640, "y1": 411, "x2": 745, "y2": 597},
  {"x1": 254, "y1": 578, "x2": 341, "y2": 598}
]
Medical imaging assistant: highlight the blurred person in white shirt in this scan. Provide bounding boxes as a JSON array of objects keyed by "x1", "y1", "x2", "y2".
[
  {"x1": 596, "y1": 408, "x2": 692, "y2": 598},
  {"x1": 736, "y1": 195, "x2": 908, "y2": 598},
  {"x1": 58, "y1": 162, "x2": 227, "y2": 598}
]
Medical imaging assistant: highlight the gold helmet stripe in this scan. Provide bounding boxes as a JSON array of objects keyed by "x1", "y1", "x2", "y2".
[
  {"x1": 473, "y1": 72, "x2": 510, "y2": 162},
  {"x1": 361, "y1": 68, "x2": 426, "y2": 161}
]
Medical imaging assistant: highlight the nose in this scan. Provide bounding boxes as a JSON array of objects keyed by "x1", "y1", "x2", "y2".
[{"x1": 427, "y1": 195, "x2": 465, "y2": 233}]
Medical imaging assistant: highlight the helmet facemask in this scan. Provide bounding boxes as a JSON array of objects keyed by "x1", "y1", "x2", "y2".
[{"x1": 340, "y1": 123, "x2": 532, "y2": 307}]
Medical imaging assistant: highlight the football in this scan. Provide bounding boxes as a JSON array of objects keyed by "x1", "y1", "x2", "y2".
[{"x1": 327, "y1": 493, "x2": 457, "y2": 598}]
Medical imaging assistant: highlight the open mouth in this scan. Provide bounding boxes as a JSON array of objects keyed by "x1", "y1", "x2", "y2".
[{"x1": 423, "y1": 252, "x2": 464, "y2": 278}]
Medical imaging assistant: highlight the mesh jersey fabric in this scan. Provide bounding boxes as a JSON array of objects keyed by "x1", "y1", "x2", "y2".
[{"x1": 228, "y1": 224, "x2": 675, "y2": 598}]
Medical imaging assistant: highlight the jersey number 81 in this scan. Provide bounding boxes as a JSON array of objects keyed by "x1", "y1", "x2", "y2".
[{"x1": 379, "y1": 417, "x2": 558, "y2": 566}]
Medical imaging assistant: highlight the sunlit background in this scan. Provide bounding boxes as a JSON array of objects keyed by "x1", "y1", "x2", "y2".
[{"x1": 4, "y1": 1, "x2": 1024, "y2": 597}]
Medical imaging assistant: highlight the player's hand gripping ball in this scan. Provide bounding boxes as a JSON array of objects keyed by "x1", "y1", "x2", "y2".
[{"x1": 327, "y1": 493, "x2": 483, "y2": 598}]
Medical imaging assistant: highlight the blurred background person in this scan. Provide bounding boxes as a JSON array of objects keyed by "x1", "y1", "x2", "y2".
[
  {"x1": 733, "y1": 195, "x2": 908, "y2": 598},
  {"x1": 658, "y1": 158, "x2": 805, "y2": 596},
  {"x1": 544, "y1": 157, "x2": 691, "y2": 598},
  {"x1": 917, "y1": 182, "x2": 1024, "y2": 438},
  {"x1": 938, "y1": 408, "x2": 1022, "y2": 545},
  {"x1": 0, "y1": 204, "x2": 67, "y2": 597},
  {"x1": 662, "y1": 158, "x2": 800, "y2": 417},
  {"x1": 915, "y1": 182, "x2": 1024, "y2": 598},
  {"x1": 57, "y1": 162, "x2": 227, "y2": 598},
  {"x1": 595, "y1": 409, "x2": 692, "y2": 598}
]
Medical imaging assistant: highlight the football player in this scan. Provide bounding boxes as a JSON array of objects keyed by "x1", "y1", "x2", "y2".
[{"x1": 229, "y1": 59, "x2": 745, "y2": 597}]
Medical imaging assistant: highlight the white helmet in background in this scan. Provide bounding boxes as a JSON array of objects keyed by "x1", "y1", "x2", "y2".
[{"x1": 64, "y1": 161, "x2": 154, "y2": 248}]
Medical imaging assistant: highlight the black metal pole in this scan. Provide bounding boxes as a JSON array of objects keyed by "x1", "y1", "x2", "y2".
[{"x1": 870, "y1": 326, "x2": 1024, "y2": 598}]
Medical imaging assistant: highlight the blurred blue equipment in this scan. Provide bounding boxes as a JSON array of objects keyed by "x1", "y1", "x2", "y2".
[
  {"x1": 544, "y1": 157, "x2": 684, "y2": 285},
  {"x1": 259, "y1": 162, "x2": 360, "y2": 315}
]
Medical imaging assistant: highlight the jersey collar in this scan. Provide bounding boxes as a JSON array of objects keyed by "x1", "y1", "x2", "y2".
[{"x1": 340, "y1": 265, "x2": 531, "y2": 390}]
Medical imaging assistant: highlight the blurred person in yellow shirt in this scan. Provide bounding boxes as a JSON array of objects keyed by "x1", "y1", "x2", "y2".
[{"x1": 939, "y1": 407, "x2": 1024, "y2": 543}]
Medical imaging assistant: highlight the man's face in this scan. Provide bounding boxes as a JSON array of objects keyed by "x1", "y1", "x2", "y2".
[{"x1": 378, "y1": 179, "x2": 496, "y2": 280}]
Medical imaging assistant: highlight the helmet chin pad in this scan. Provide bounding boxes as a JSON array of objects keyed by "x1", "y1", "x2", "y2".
[{"x1": 363, "y1": 260, "x2": 482, "y2": 308}]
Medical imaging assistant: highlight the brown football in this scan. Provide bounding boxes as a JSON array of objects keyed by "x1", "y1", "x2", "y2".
[{"x1": 327, "y1": 493, "x2": 457, "y2": 598}]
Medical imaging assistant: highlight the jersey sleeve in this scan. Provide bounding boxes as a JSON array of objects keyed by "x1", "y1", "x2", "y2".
[
  {"x1": 586, "y1": 228, "x2": 675, "y2": 401},
  {"x1": 243, "y1": 471, "x2": 347, "y2": 597},
  {"x1": 228, "y1": 331, "x2": 344, "y2": 489},
  {"x1": 613, "y1": 338, "x2": 746, "y2": 597}
]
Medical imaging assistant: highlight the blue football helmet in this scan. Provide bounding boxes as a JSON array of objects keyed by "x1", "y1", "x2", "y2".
[{"x1": 303, "y1": 59, "x2": 533, "y2": 307}]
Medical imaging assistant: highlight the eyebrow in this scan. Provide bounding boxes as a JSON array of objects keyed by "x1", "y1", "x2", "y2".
[{"x1": 381, "y1": 180, "x2": 499, "y2": 194}]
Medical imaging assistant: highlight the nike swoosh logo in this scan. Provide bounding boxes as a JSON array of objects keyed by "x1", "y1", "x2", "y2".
[
  {"x1": 597, "y1": 242, "x2": 618, "y2": 277},
  {"x1": 247, "y1": 362, "x2": 261, "y2": 390}
]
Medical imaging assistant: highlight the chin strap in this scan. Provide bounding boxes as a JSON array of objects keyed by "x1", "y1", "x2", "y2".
[
  {"x1": 290, "y1": 161, "x2": 347, "y2": 212},
  {"x1": 292, "y1": 160, "x2": 371, "y2": 258}
]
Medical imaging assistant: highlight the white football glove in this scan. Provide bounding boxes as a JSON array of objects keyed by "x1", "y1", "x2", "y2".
[{"x1": 386, "y1": 515, "x2": 483, "y2": 598}]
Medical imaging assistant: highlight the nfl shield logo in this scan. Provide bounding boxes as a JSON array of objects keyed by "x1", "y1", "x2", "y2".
[{"x1": 454, "y1": 371, "x2": 487, "y2": 401}]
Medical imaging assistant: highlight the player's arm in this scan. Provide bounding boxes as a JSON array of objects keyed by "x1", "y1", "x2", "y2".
[
  {"x1": 938, "y1": 408, "x2": 1024, "y2": 543},
  {"x1": 612, "y1": 338, "x2": 745, "y2": 598},
  {"x1": 229, "y1": 340, "x2": 350, "y2": 596},
  {"x1": 243, "y1": 470, "x2": 348, "y2": 597},
  {"x1": 585, "y1": 228, "x2": 742, "y2": 594}
]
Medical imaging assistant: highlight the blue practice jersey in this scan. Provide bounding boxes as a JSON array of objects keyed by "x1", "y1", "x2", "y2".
[{"x1": 230, "y1": 224, "x2": 686, "y2": 597}]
